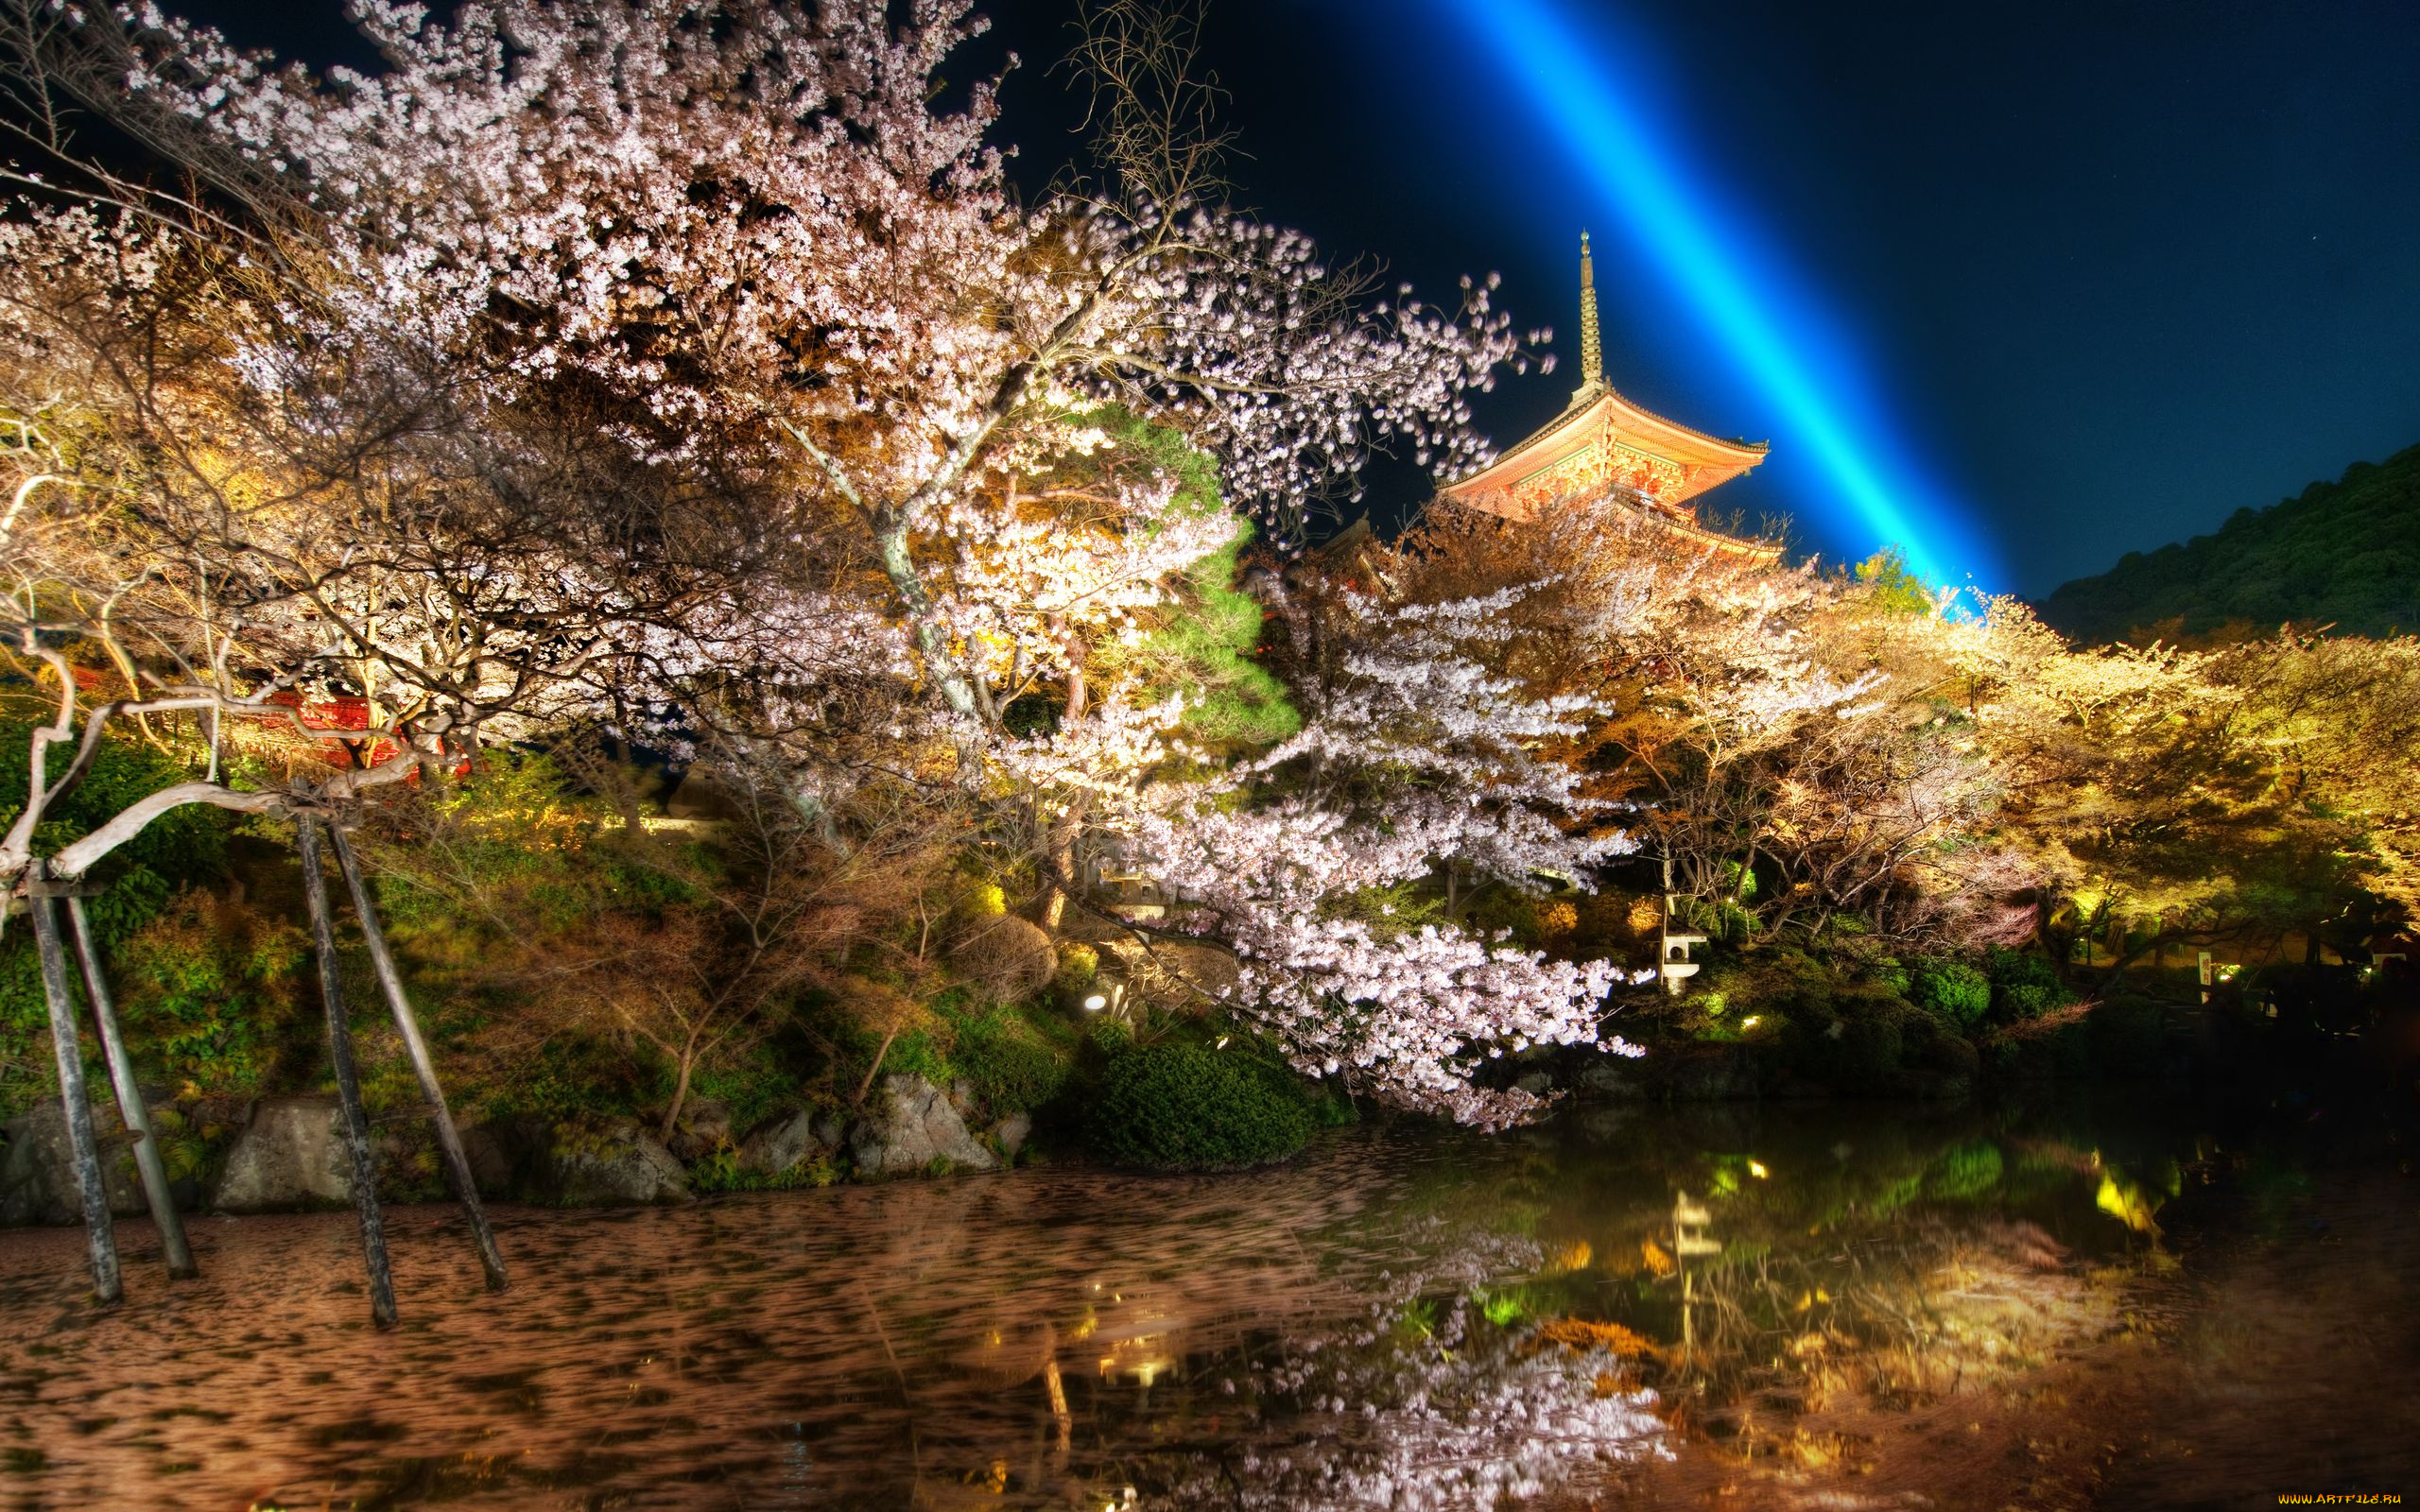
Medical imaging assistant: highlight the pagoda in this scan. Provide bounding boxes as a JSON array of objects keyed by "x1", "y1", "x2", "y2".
[{"x1": 1438, "y1": 232, "x2": 1777, "y2": 562}]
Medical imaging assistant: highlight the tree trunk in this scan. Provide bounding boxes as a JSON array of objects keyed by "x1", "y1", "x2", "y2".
[
  {"x1": 661, "y1": 1038, "x2": 698, "y2": 1144},
  {"x1": 27, "y1": 866, "x2": 120, "y2": 1305},
  {"x1": 1038, "y1": 631, "x2": 1091, "y2": 932},
  {"x1": 328, "y1": 825, "x2": 508, "y2": 1293},
  {"x1": 856, "y1": 1019, "x2": 906, "y2": 1108},
  {"x1": 64, "y1": 895, "x2": 195, "y2": 1280},
  {"x1": 874, "y1": 512, "x2": 984, "y2": 721},
  {"x1": 297, "y1": 816, "x2": 397, "y2": 1329}
]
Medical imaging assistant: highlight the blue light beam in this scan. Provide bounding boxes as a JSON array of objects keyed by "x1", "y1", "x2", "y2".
[{"x1": 1435, "y1": 0, "x2": 1995, "y2": 589}]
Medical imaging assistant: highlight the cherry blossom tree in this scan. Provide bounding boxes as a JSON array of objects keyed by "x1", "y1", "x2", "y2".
[
  {"x1": 43, "y1": 0, "x2": 1538, "y2": 733},
  {"x1": 0, "y1": 0, "x2": 1639, "y2": 1143}
]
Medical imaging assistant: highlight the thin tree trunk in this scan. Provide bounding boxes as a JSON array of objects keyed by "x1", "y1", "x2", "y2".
[
  {"x1": 64, "y1": 895, "x2": 195, "y2": 1280},
  {"x1": 661, "y1": 1037, "x2": 698, "y2": 1144},
  {"x1": 327, "y1": 825, "x2": 508, "y2": 1293},
  {"x1": 856, "y1": 1019, "x2": 906, "y2": 1108},
  {"x1": 27, "y1": 865, "x2": 119, "y2": 1305},
  {"x1": 297, "y1": 816, "x2": 396, "y2": 1329}
]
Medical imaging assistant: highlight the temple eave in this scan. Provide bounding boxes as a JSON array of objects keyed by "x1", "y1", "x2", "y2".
[{"x1": 1438, "y1": 387, "x2": 1768, "y2": 508}]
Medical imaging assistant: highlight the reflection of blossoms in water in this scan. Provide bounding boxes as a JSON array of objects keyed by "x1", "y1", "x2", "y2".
[{"x1": 1148, "y1": 1225, "x2": 1668, "y2": 1510}]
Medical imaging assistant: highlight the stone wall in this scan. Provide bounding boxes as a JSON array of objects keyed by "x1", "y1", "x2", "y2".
[{"x1": 0, "y1": 1073, "x2": 1036, "y2": 1225}]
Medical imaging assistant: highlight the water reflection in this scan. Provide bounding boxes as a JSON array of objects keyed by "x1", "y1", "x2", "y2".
[{"x1": 0, "y1": 1097, "x2": 2320, "y2": 1509}]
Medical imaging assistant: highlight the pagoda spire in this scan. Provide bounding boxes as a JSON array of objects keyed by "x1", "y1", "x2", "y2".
[{"x1": 1575, "y1": 229, "x2": 1606, "y2": 399}]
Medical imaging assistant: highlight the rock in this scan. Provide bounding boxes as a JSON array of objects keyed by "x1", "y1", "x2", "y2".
[
  {"x1": 1512, "y1": 1071, "x2": 1555, "y2": 1096},
  {"x1": 1, "y1": 1101, "x2": 147, "y2": 1226},
  {"x1": 850, "y1": 1074, "x2": 996, "y2": 1178},
  {"x1": 949, "y1": 915, "x2": 1057, "y2": 999},
  {"x1": 1575, "y1": 1045, "x2": 1763, "y2": 1103},
  {"x1": 1576, "y1": 1055, "x2": 1645, "y2": 1098},
  {"x1": 211, "y1": 1097, "x2": 359, "y2": 1213},
  {"x1": 947, "y1": 1079, "x2": 979, "y2": 1121},
  {"x1": 533, "y1": 1120, "x2": 690, "y2": 1206},
  {"x1": 1661, "y1": 1046, "x2": 1764, "y2": 1101},
  {"x1": 665, "y1": 1098, "x2": 733, "y2": 1161},
  {"x1": 737, "y1": 1109, "x2": 834, "y2": 1177},
  {"x1": 992, "y1": 1112, "x2": 1032, "y2": 1161}
]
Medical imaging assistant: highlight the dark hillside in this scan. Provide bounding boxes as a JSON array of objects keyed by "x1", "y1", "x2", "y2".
[{"x1": 2037, "y1": 442, "x2": 2420, "y2": 644}]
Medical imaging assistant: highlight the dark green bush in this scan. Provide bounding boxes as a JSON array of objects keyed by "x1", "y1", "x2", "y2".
[
  {"x1": 1085, "y1": 1043, "x2": 1315, "y2": 1171},
  {"x1": 1984, "y1": 946, "x2": 2071, "y2": 1020},
  {"x1": 1908, "y1": 958, "x2": 1992, "y2": 1029},
  {"x1": 115, "y1": 892, "x2": 311, "y2": 1100},
  {"x1": 950, "y1": 1009, "x2": 1072, "y2": 1113}
]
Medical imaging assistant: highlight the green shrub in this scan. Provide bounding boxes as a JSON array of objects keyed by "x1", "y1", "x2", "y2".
[
  {"x1": 0, "y1": 715, "x2": 230, "y2": 1114},
  {"x1": 951, "y1": 1010, "x2": 1072, "y2": 1113},
  {"x1": 1051, "y1": 942, "x2": 1099, "y2": 1010},
  {"x1": 1086, "y1": 1016, "x2": 1133, "y2": 1057},
  {"x1": 1085, "y1": 1042, "x2": 1315, "y2": 1171},
  {"x1": 1908, "y1": 958, "x2": 1992, "y2": 1029},
  {"x1": 1984, "y1": 946, "x2": 2071, "y2": 1020},
  {"x1": 113, "y1": 892, "x2": 312, "y2": 1101}
]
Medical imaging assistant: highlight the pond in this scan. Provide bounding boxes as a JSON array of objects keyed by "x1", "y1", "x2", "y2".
[{"x1": 0, "y1": 1092, "x2": 2413, "y2": 1511}]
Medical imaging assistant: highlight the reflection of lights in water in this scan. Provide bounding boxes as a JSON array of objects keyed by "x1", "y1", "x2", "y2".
[
  {"x1": 1096, "y1": 1334, "x2": 1173, "y2": 1385},
  {"x1": 6, "y1": 1108, "x2": 2238, "y2": 1511},
  {"x1": 2095, "y1": 1173, "x2": 2162, "y2": 1234}
]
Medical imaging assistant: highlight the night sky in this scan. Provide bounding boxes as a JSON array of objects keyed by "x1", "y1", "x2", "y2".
[{"x1": 190, "y1": 1, "x2": 2420, "y2": 594}]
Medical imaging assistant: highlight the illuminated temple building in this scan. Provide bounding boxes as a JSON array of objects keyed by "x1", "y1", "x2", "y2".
[{"x1": 1438, "y1": 233, "x2": 1779, "y2": 562}]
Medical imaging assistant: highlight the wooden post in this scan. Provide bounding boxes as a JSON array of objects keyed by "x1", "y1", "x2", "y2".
[
  {"x1": 327, "y1": 824, "x2": 508, "y2": 1293},
  {"x1": 64, "y1": 895, "x2": 197, "y2": 1280},
  {"x1": 297, "y1": 816, "x2": 396, "y2": 1328},
  {"x1": 26, "y1": 862, "x2": 121, "y2": 1304}
]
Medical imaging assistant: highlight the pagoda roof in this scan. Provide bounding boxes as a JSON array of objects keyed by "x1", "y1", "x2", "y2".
[{"x1": 1440, "y1": 381, "x2": 1769, "y2": 510}]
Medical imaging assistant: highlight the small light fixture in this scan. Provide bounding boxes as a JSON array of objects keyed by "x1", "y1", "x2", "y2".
[
  {"x1": 1082, "y1": 993, "x2": 1108, "y2": 1012},
  {"x1": 1741, "y1": 1015, "x2": 1761, "y2": 1029}
]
